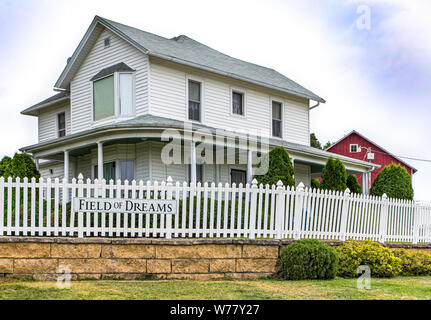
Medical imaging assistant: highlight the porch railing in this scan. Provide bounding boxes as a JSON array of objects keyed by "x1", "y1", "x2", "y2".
[{"x1": 0, "y1": 175, "x2": 430, "y2": 243}]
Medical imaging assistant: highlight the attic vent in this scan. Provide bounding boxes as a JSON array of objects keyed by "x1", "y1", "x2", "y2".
[{"x1": 104, "y1": 37, "x2": 111, "y2": 48}]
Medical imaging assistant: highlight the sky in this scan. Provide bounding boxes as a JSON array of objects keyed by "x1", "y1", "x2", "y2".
[{"x1": 0, "y1": 0, "x2": 430, "y2": 199}]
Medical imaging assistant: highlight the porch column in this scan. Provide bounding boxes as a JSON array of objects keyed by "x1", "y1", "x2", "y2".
[
  {"x1": 190, "y1": 141, "x2": 196, "y2": 184},
  {"x1": 97, "y1": 142, "x2": 103, "y2": 181},
  {"x1": 247, "y1": 150, "x2": 253, "y2": 184},
  {"x1": 64, "y1": 150, "x2": 69, "y2": 182}
]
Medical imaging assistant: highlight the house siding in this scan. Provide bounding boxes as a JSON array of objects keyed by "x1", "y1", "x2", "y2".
[
  {"x1": 37, "y1": 102, "x2": 71, "y2": 142},
  {"x1": 70, "y1": 28, "x2": 149, "y2": 134},
  {"x1": 149, "y1": 58, "x2": 310, "y2": 145},
  {"x1": 294, "y1": 163, "x2": 311, "y2": 187}
]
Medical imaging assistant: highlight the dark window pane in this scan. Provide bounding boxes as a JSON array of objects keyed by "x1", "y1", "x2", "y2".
[
  {"x1": 272, "y1": 101, "x2": 282, "y2": 120},
  {"x1": 272, "y1": 101, "x2": 282, "y2": 137},
  {"x1": 189, "y1": 164, "x2": 203, "y2": 183},
  {"x1": 231, "y1": 169, "x2": 246, "y2": 185},
  {"x1": 188, "y1": 80, "x2": 201, "y2": 121},
  {"x1": 232, "y1": 92, "x2": 243, "y2": 115},
  {"x1": 94, "y1": 162, "x2": 116, "y2": 181},
  {"x1": 121, "y1": 160, "x2": 135, "y2": 182},
  {"x1": 58, "y1": 112, "x2": 66, "y2": 137},
  {"x1": 272, "y1": 120, "x2": 282, "y2": 138}
]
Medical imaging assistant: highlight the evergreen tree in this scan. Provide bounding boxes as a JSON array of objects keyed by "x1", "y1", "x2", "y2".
[
  {"x1": 254, "y1": 147, "x2": 295, "y2": 187},
  {"x1": 370, "y1": 164, "x2": 413, "y2": 200},
  {"x1": 320, "y1": 157, "x2": 347, "y2": 192}
]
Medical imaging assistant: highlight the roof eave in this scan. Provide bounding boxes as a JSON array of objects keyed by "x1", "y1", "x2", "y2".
[{"x1": 21, "y1": 96, "x2": 70, "y2": 116}]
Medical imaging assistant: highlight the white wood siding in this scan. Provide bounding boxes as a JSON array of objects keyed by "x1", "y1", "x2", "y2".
[
  {"x1": 294, "y1": 163, "x2": 311, "y2": 187},
  {"x1": 37, "y1": 102, "x2": 71, "y2": 142},
  {"x1": 70, "y1": 28, "x2": 149, "y2": 133},
  {"x1": 149, "y1": 59, "x2": 310, "y2": 145}
]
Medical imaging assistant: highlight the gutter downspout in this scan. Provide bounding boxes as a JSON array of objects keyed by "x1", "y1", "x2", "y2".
[{"x1": 309, "y1": 101, "x2": 320, "y2": 110}]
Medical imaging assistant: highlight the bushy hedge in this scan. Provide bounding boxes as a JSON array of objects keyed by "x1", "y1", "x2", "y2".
[
  {"x1": 0, "y1": 153, "x2": 40, "y2": 179},
  {"x1": 393, "y1": 249, "x2": 431, "y2": 276},
  {"x1": 370, "y1": 164, "x2": 414, "y2": 200},
  {"x1": 254, "y1": 147, "x2": 295, "y2": 187},
  {"x1": 346, "y1": 174, "x2": 362, "y2": 194},
  {"x1": 336, "y1": 241, "x2": 402, "y2": 278},
  {"x1": 320, "y1": 157, "x2": 347, "y2": 192},
  {"x1": 280, "y1": 239, "x2": 339, "y2": 280}
]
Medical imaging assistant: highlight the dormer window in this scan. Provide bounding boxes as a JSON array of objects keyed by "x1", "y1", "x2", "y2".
[{"x1": 91, "y1": 63, "x2": 135, "y2": 122}]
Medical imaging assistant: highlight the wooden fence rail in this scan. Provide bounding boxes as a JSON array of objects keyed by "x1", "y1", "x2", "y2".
[{"x1": 0, "y1": 175, "x2": 430, "y2": 243}]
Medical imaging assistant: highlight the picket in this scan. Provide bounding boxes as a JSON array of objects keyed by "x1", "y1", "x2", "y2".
[{"x1": 0, "y1": 174, "x2": 430, "y2": 243}]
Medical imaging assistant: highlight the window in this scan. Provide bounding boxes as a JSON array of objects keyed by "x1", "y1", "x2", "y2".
[
  {"x1": 94, "y1": 162, "x2": 116, "y2": 181},
  {"x1": 189, "y1": 164, "x2": 203, "y2": 183},
  {"x1": 231, "y1": 169, "x2": 246, "y2": 186},
  {"x1": 232, "y1": 91, "x2": 244, "y2": 115},
  {"x1": 272, "y1": 101, "x2": 282, "y2": 138},
  {"x1": 119, "y1": 73, "x2": 134, "y2": 116},
  {"x1": 120, "y1": 160, "x2": 135, "y2": 182},
  {"x1": 57, "y1": 112, "x2": 66, "y2": 137},
  {"x1": 104, "y1": 37, "x2": 111, "y2": 48},
  {"x1": 350, "y1": 144, "x2": 359, "y2": 153},
  {"x1": 188, "y1": 80, "x2": 201, "y2": 121},
  {"x1": 93, "y1": 75, "x2": 115, "y2": 121}
]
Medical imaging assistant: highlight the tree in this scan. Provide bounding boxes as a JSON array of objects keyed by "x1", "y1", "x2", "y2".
[
  {"x1": 370, "y1": 164, "x2": 413, "y2": 200},
  {"x1": 0, "y1": 153, "x2": 40, "y2": 180},
  {"x1": 320, "y1": 157, "x2": 347, "y2": 192},
  {"x1": 254, "y1": 147, "x2": 295, "y2": 187},
  {"x1": 310, "y1": 133, "x2": 322, "y2": 150},
  {"x1": 347, "y1": 174, "x2": 362, "y2": 194},
  {"x1": 323, "y1": 141, "x2": 332, "y2": 150}
]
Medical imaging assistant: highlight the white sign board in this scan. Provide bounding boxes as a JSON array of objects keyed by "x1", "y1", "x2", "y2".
[{"x1": 73, "y1": 198, "x2": 177, "y2": 215}]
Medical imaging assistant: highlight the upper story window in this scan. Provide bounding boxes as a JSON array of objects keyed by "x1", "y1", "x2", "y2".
[
  {"x1": 272, "y1": 100, "x2": 283, "y2": 138},
  {"x1": 188, "y1": 80, "x2": 201, "y2": 122},
  {"x1": 232, "y1": 91, "x2": 244, "y2": 116},
  {"x1": 57, "y1": 112, "x2": 66, "y2": 137},
  {"x1": 91, "y1": 62, "x2": 135, "y2": 122},
  {"x1": 350, "y1": 144, "x2": 359, "y2": 153},
  {"x1": 104, "y1": 37, "x2": 111, "y2": 48}
]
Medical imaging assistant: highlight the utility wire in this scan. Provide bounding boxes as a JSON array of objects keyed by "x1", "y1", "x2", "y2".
[{"x1": 359, "y1": 147, "x2": 431, "y2": 163}]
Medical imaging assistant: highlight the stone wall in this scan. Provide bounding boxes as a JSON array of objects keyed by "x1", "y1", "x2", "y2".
[{"x1": 0, "y1": 237, "x2": 429, "y2": 281}]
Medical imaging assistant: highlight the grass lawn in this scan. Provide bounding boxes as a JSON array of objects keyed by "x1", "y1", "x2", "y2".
[{"x1": 0, "y1": 276, "x2": 430, "y2": 300}]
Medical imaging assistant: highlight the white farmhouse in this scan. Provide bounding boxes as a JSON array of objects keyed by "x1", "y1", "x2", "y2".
[{"x1": 20, "y1": 16, "x2": 377, "y2": 187}]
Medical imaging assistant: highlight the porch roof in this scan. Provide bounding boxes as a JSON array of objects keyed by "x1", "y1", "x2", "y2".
[{"x1": 20, "y1": 114, "x2": 379, "y2": 173}]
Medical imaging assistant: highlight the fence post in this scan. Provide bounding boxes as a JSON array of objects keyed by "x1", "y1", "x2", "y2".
[
  {"x1": 412, "y1": 201, "x2": 420, "y2": 244},
  {"x1": 339, "y1": 188, "x2": 351, "y2": 241},
  {"x1": 249, "y1": 179, "x2": 258, "y2": 239},
  {"x1": 379, "y1": 193, "x2": 388, "y2": 243},
  {"x1": 77, "y1": 174, "x2": 84, "y2": 238},
  {"x1": 275, "y1": 180, "x2": 284, "y2": 240},
  {"x1": 165, "y1": 176, "x2": 173, "y2": 240},
  {"x1": 293, "y1": 182, "x2": 305, "y2": 240},
  {"x1": 0, "y1": 177, "x2": 4, "y2": 236}
]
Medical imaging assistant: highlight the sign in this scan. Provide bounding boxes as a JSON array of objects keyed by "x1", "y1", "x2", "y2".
[{"x1": 72, "y1": 198, "x2": 177, "y2": 215}]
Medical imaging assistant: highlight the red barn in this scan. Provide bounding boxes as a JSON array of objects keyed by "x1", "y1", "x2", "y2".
[{"x1": 326, "y1": 130, "x2": 417, "y2": 194}]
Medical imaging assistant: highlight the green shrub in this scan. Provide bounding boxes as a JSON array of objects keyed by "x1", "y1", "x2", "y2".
[
  {"x1": 280, "y1": 239, "x2": 339, "y2": 280},
  {"x1": 320, "y1": 157, "x2": 347, "y2": 192},
  {"x1": 393, "y1": 249, "x2": 431, "y2": 276},
  {"x1": 346, "y1": 174, "x2": 362, "y2": 194},
  {"x1": 311, "y1": 179, "x2": 320, "y2": 190},
  {"x1": 0, "y1": 153, "x2": 40, "y2": 180},
  {"x1": 254, "y1": 147, "x2": 295, "y2": 187},
  {"x1": 336, "y1": 241, "x2": 402, "y2": 278},
  {"x1": 370, "y1": 164, "x2": 413, "y2": 200}
]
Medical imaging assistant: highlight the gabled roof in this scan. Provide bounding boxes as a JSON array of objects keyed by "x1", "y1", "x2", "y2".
[
  {"x1": 21, "y1": 91, "x2": 69, "y2": 116},
  {"x1": 54, "y1": 16, "x2": 325, "y2": 103},
  {"x1": 90, "y1": 62, "x2": 134, "y2": 81},
  {"x1": 327, "y1": 130, "x2": 418, "y2": 173}
]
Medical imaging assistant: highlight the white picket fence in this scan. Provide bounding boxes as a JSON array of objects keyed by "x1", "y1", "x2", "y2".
[{"x1": 0, "y1": 175, "x2": 430, "y2": 243}]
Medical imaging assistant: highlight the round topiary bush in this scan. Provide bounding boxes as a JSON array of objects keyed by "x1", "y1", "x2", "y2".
[
  {"x1": 370, "y1": 164, "x2": 413, "y2": 200},
  {"x1": 280, "y1": 239, "x2": 339, "y2": 280},
  {"x1": 336, "y1": 241, "x2": 402, "y2": 278}
]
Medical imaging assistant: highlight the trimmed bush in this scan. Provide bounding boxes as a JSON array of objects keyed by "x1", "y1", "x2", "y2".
[
  {"x1": 280, "y1": 239, "x2": 339, "y2": 280},
  {"x1": 393, "y1": 249, "x2": 431, "y2": 276},
  {"x1": 254, "y1": 147, "x2": 295, "y2": 187},
  {"x1": 311, "y1": 179, "x2": 320, "y2": 190},
  {"x1": 370, "y1": 164, "x2": 413, "y2": 200},
  {"x1": 336, "y1": 241, "x2": 402, "y2": 278},
  {"x1": 0, "y1": 152, "x2": 40, "y2": 180},
  {"x1": 347, "y1": 174, "x2": 362, "y2": 194},
  {"x1": 320, "y1": 157, "x2": 347, "y2": 192}
]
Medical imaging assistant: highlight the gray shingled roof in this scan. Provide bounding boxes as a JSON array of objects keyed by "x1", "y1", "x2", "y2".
[
  {"x1": 97, "y1": 16, "x2": 325, "y2": 103},
  {"x1": 21, "y1": 91, "x2": 69, "y2": 116}
]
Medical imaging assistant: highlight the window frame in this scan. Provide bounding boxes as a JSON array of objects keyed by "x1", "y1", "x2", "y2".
[
  {"x1": 271, "y1": 99, "x2": 284, "y2": 139},
  {"x1": 230, "y1": 87, "x2": 246, "y2": 117},
  {"x1": 229, "y1": 167, "x2": 247, "y2": 186},
  {"x1": 91, "y1": 71, "x2": 136, "y2": 124},
  {"x1": 56, "y1": 111, "x2": 66, "y2": 138},
  {"x1": 104, "y1": 36, "x2": 111, "y2": 48},
  {"x1": 186, "y1": 75, "x2": 204, "y2": 123},
  {"x1": 188, "y1": 164, "x2": 205, "y2": 184},
  {"x1": 350, "y1": 144, "x2": 359, "y2": 153},
  {"x1": 93, "y1": 161, "x2": 117, "y2": 182}
]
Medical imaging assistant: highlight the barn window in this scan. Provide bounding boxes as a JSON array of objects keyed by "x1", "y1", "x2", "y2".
[{"x1": 350, "y1": 144, "x2": 359, "y2": 153}]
